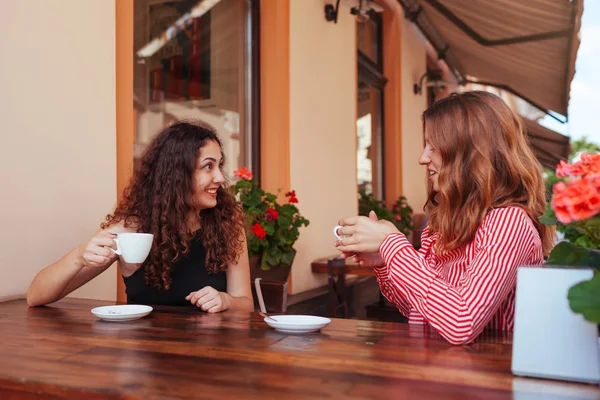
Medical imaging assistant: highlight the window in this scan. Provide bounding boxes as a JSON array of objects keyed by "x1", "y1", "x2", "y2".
[
  {"x1": 356, "y1": 13, "x2": 385, "y2": 199},
  {"x1": 133, "y1": 0, "x2": 258, "y2": 178},
  {"x1": 357, "y1": 13, "x2": 381, "y2": 68}
]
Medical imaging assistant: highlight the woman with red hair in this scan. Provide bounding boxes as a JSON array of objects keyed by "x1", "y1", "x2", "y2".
[
  {"x1": 27, "y1": 122, "x2": 253, "y2": 312},
  {"x1": 336, "y1": 91, "x2": 554, "y2": 344}
]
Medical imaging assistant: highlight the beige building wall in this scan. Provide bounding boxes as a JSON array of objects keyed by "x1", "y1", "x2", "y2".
[
  {"x1": 289, "y1": 0, "x2": 357, "y2": 294},
  {"x1": 400, "y1": 19, "x2": 429, "y2": 214},
  {"x1": 0, "y1": 1, "x2": 117, "y2": 302}
]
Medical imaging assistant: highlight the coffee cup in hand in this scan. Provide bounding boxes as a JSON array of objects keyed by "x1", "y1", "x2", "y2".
[
  {"x1": 110, "y1": 233, "x2": 153, "y2": 263},
  {"x1": 333, "y1": 225, "x2": 347, "y2": 241}
]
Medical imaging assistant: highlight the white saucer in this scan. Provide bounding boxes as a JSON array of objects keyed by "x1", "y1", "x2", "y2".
[
  {"x1": 264, "y1": 315, "x2": 331, "y2": 333},
  {"x1": 91, "y1": 305, "x2": 153, "y2": 322}
]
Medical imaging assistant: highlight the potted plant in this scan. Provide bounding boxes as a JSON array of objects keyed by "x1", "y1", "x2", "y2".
[
  {"x1": 358, "y1": 190, "x2": 414, "y2": 236},
  {"x1": 541, "y1": 153, "x2": 600, "y2": 321},
  {"x1": 512, "y1": 153, "x2": 600, "y2": 384},
  {"x1": 231, "y1": 168, "x2": 309, "y2": 282}
]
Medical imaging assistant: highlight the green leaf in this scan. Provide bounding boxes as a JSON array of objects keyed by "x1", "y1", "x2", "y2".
[
  {"x1": 260, "y1": 250, "x2": 271, "y2": 271},
  {"x1": 265, "y1": 246, "x2": 281, "y2": 266},
  {"x1": 239, "y1": 180, "x2": 253, "y2": 189},
  {"x1": 278, "y1": 216, "x2": 291, "y2": 228},
  {"x1": 547, "y1": 241, "x2": 600, "y2": 268},
  {"x1": 568, "y1": 274, "x2": 600, "y2": 323},
  {"x1": 539, "y1": 215, "x2": 558, "y2": 226},
  {"x1": 574, "y1": 236, "x2": 595, "y2": 249},
  {"x1": 281, "y1": 249, "x2": 295, "y2": 266},
  {"x1": 278, "y1": 204, "x2": 296, "y2": 218},
  {"x1": 264, "y1": 224, "x2": 275, "y2": 235},
  {"x1": 242, "y1": 191, "x2": 262, "y2": 208}
]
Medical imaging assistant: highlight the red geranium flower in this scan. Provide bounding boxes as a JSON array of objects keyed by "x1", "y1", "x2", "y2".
[
  {"x1": 556, "y1": 153, "x2": 600, "y2": 178},
  {"x1": 552, "y1": 178, "x2": 600, "y2": 224},
  {"x1": 266, "y1": 208, "x2": 278, "y2": 221},
  {"x1": 251, "y1": 223, "x2": 267, "y2": 240},
  {"x1": 234, "y1": 167, "x2": 253, "y2": 180},
  {"x1": 285, "y1": 190, "x2": 298, "y2": 203}
]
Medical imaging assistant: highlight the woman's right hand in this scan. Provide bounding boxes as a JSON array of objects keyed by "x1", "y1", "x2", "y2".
[{"x1": 78, "y1": 230, "x2": 118, "y2": 268}]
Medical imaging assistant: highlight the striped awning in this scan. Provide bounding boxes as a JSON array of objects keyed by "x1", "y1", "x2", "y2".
[{"x1": 397, "y1": 0, "x2": 583, "y2": 121}]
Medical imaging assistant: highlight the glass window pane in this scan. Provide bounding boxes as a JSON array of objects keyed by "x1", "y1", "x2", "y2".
[
  {"x1": 133, "y1": 0, "x2": 250, "y2": 177},
  {"x1": 357, "y1": 80, "x2": 383, "y2": 198}
]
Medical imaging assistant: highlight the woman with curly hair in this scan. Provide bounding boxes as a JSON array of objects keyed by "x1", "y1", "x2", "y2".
[
  {"x1": 27, "y1": 122, "x2": 253, "y2": 312},
  {"x1": 335, "y1": 91, "x2": 555, "y2": 344}
]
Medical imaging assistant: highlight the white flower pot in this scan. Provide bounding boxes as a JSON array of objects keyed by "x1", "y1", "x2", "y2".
[{"x1": 512, "y1": 267, "x2": 600, "y2": 384}]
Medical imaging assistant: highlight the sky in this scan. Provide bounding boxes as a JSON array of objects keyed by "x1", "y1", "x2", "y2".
[{"x1": 540, "y1": 1, "x2": 600, "y2": 145}]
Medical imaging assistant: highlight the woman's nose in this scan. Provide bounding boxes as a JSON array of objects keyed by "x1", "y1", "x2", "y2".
[
  {"x1": 418, "y1": 150, "x2": 430, "y2": 166},
  {"x1": 214, "y1": 169, "x2": 225, "y2": 183}
]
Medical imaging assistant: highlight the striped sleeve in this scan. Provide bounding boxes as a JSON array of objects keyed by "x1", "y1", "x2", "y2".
[
  {"x1": 373, "y1": 227, "x2": 435, "y2": 319},
  {"x1": 377, "y1": 207, "x2": 537, "y2": 345},
  {"x1": 373, "y1": 261, "x2": 411, "y2": 316}
]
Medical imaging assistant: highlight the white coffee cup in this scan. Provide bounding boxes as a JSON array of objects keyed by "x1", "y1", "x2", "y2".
[
  {"x1": 109, "y1": 233, "x2": 153, "y2": 263},
  {"x1": 333, "y1": 225, "x2": 346, "y2": 241}
]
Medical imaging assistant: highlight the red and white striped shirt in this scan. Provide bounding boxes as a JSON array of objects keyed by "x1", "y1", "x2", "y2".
[{"x1": 375, "y1": 206, "x2": 543, "y2": 345}]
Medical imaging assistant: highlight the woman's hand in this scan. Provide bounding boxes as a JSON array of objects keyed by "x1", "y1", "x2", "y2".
[
  {"x1": 335, "y1": 211, "x2": 400, "y2": 253},
  {"x1": 186, "y1": 286, "x2": 230, "y2": 313},
  {"x1": 27, "y1": 227, "x2": 123, "y2": 307},
  {"x1": 77, "y1": 230, "x2": 118, "y2": 268},
  {"x1": 341, "y1": 251, "x2": 385, "y2": 268}
]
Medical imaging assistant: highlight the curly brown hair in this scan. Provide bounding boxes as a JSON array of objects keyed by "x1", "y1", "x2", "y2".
[{"x1": 102, "y1": 121, "x2": 245, "y2": 290}]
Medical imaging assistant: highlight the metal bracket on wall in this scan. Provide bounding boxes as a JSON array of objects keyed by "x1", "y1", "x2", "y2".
[{"x1": 324, "y1": 0, "x2": 341, "y2": 23}]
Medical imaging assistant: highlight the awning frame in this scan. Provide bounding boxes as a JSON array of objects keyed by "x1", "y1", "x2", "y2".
[
  {"x1": 397, "y1": 0, "x2": 581, "y2": 124},
  {"x1": 425, "y1": 0, "x2": 574, "y2": 47}
]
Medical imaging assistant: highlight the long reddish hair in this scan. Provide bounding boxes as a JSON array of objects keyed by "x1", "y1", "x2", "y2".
[
  {"x1": 102, "y1": 121, "x2": 245, "y2": 290},
  {"x1": 423, "y1": 91, "x2": 555, "y2": 256}
]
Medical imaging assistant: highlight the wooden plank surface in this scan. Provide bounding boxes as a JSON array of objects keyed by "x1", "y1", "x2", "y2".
[{"x1": 0, "y1": 299, "x2": 599, "y2": 399}]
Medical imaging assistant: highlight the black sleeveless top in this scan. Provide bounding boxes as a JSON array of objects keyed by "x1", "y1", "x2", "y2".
[{"x1": 123, "y1": 235, "x2": 227, "y2": 306}]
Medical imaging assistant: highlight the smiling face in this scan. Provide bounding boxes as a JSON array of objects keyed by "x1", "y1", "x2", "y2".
[
  {"x1": 192, "y1": 140, "x2": 225, "y2": 210},
  {"x1": 418, "y1": 129, "x2": 443, "y2": 192}
]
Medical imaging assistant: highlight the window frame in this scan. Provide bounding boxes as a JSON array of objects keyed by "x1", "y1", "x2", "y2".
[{"x1": 356, "y1": 12, "x2": 386, "y2": 200}]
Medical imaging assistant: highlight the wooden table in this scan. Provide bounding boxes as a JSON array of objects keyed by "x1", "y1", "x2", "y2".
[{"x1": 1, "y1": 299, "x2": 599, "y2": 399}]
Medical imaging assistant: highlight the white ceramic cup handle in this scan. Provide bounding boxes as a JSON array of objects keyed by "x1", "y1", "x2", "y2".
[
  {"x1": 333, "y1": 225, "x2": 344, "y2": 241},
  {"x1": 109, "y1": 238, "x2": 122, "y2": 256}
]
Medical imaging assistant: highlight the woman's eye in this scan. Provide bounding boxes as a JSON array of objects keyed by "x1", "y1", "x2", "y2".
[{"x1": 203, "y1": 164, "x2": 212, "y2": 170}]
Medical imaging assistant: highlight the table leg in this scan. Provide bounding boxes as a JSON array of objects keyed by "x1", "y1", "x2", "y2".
[{"x1": 327, "y1": 258, "x2": 349, "y2": 318}]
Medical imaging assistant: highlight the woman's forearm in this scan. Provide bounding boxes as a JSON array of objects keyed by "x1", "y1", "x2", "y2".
[
  {"x1": 26, "y1": 247, "x2": 84, "y2": 307},
  {"x1": 224, "y1": 293, "x2": 254, "y2": 312}
]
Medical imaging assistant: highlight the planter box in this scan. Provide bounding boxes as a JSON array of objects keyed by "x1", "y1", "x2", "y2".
[{"x1": 512, "y1": 267, "x2": 600, "y2": 384}]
